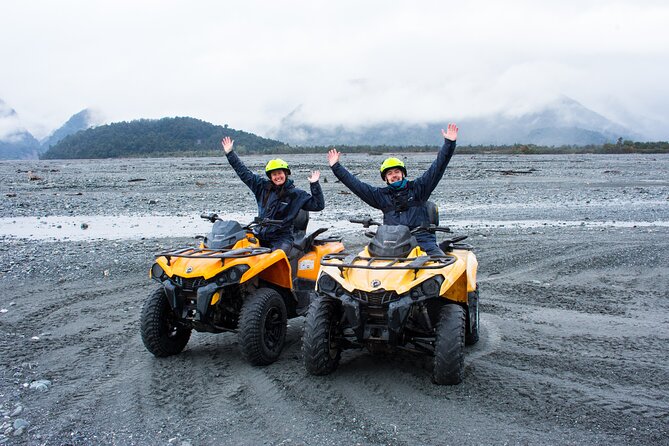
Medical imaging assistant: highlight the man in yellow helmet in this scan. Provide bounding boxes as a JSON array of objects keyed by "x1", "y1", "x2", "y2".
[
  {"x1": 327, "y1": 124, "x2": 458, "y2": 255},
  {"x1": 222, "y1": 136, "x2": 324, "y2": 253}
]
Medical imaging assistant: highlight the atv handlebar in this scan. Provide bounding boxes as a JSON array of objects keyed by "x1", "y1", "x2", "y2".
[
  {"x1": 410, "y1": 225, "x2": 451, "y2": 234},
  {"x1": 242, "y1": 217, "x2": 284, "y2": 230},
  {"x1": 200, "y1": 213, "x2": 220, "y2": 223},
  {"x1": 349, "y1": 218, "x2": 382, "y2": 228}
]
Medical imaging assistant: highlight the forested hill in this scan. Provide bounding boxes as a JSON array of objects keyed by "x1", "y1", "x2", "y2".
[{"x1": 40, "y1": 117, "x2": 289, "y2": 159}]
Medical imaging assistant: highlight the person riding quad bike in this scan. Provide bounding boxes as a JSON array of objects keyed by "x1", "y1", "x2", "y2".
[
  {"x1": 302, "y1": 208, "x2": 479, "y2": 385},
  {"x1": 141, "y1": 212, "x2": 344, "y2": 365},
  {"x1": 327, "y1": 123, "x2": 459, "y2": 255},
  {"x1": 223, "y1": 136, "x2": 324, "y2": 253}
]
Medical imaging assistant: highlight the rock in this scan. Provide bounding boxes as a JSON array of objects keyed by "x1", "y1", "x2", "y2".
[
  {"x1": 12, "y1": 419, "x2": 29, "y2": 436},
  {"x1": 80, "y1": 223, "x2": 89, "y2": 230},
  {"x1": 29, "y1": 379, "x2": 51, "y2": 391}
]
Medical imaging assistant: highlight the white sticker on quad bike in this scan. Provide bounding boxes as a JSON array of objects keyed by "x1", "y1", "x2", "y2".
[{"x1": 299, "y1": 259, "x2": 315, "y2": 270}]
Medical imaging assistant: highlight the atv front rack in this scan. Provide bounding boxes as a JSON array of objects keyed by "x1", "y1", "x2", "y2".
[
  {"x1": 320, "y1": 253, "x2": 456, "y2": 270},
  {"x1": 157, "y1": 247, "x2": 272, "y2": 265}
]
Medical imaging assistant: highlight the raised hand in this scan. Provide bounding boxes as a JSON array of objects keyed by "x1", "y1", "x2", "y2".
[
  {"x1": 221, "y1": 136, "x2": 234, "y2": 153},
  {"x1": 308, "y1": 170, "x2": 321, "y2": 183},
  {"x1": 327, "y1": 148, "x2": 341, "y2": 167},
  {"x1": 441, "y1": 123, "x2": 458, "y2": 141}
]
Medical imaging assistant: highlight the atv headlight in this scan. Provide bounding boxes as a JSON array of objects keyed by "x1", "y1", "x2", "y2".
[
  {"x1": 318, "y1": 273, "x2": 338, "y2": 292},
  {"x1": 150, "y1": 263, "x2": 166, "y2": 281},
  {"x1": 421, "y1": 277, "x2": 442, "y2": 297},
  {"x1": 218, "y1": 265, "x2": 250, "y2": 285}
]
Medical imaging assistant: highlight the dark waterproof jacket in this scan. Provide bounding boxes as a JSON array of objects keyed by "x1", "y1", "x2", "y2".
[
  {"x1": 226, "y1": 151, "x2": 325, "y2": 242},
  {"x1": 331, "y1": 139, "x2": 456, "y2": 244}
]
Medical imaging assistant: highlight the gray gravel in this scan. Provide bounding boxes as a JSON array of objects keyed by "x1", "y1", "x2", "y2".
[{"x1": 1, "y1": 153, "x2": 668, "y2": 445}]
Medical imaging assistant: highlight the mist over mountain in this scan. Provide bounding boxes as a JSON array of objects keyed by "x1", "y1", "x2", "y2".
[
  {"x1": 272, "y1": 96, "x2": 641, "y2": 147},
  {"x1": 0, "y1": 99, "x2": 40, "y2": 159},
  {"x1": 0, "y1": 101, "x2": 99, "y2": 159},
  {"x1": 40, "y1": 109, "x2": 99, "y2": 150}
]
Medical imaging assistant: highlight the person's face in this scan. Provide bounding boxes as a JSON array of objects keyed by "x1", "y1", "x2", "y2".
[
  {"x1": 384, "y1": 167, "x2": 404, "y2": 184},
  {"x1": 270, "y1": 170, "x2": 286, "y2": 186}
]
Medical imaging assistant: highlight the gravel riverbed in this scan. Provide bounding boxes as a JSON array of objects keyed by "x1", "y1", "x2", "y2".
[{"x1": 1, "y1": 153, "x2": 668, "y2": 445}]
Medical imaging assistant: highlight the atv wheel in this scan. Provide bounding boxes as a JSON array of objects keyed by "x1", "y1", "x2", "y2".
[
  {"x1": 466, "y1": 288, "x2": 480, "y2": 345},
  {"x1": 238, "y1": 288, "x2": 287, "y2": 366},
  {"x1": 302, "y1": 296, "x2": 341, "y2": 375},
  {"x1": 432, "y1": 304, "x2": 466, "y2": 385},
  {"x1": 140, "y1": 287, "x2": 191, "y2": 357}
]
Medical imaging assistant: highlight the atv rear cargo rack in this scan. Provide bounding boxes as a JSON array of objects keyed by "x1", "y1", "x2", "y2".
[
  {"x1": 320, "y1": 253, "x2": 456, "y2": 270},
  {"x1": 157, "y1": 247, "x2": 272, "y2": 265}
]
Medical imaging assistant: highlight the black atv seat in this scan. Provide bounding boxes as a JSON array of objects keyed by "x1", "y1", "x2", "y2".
[
  {"x1": 293, "y1": 227, "x2": 329, "y2": 253},
  {"x1": 426, "y1": 201, "x2": 439, "y2": 226},
  {"x1": 292, "y1": 209, "x2": 310, "y2": 241}
]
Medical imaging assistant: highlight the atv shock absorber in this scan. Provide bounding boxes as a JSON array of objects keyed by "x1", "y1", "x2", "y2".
[{"x1": 419, "y1": 303, "x2": 433, "y2": 331}]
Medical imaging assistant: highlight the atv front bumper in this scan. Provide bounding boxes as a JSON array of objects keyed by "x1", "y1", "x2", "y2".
[{"x1": 331, "y1": 292, "x2": 431, "y2": 345}]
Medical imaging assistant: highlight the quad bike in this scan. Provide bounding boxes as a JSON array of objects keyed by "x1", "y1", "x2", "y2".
[
  {"x1": 141, "y1": 210, "x2": 344, "y2": 365},
  {"x1": 302, "y1": 205, "x2": 479, "y2": 385}
]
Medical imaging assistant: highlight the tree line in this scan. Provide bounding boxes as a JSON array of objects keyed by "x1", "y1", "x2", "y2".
[{"x1": 40, "y1": 117, "x2": 669, "y2": 159}]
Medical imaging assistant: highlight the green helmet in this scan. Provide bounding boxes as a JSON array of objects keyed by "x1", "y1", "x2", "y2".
[
  {"x1": 379, "y1": 157, "x2": 407, "y2": 179},
  {"x1": 265, "y1": 159, "x2": 291, "y2": 177}
]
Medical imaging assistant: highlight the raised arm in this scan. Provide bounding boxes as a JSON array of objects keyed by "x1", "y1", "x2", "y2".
[
  {"x1": 222, "y1": 137, "x2": 265, "y2": 196},
  {"x1": 301, "y1": 173, "x2": 325, "y2": 211},
  {"x1": 413, "y1": 124, "x2": 458, "y2": 199},
  {"x1": 328, "y1": 148, "x2": 384, "y2": 209}
]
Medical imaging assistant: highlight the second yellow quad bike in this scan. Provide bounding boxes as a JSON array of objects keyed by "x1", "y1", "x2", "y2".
[
  {"x1": 302, "y1": 207, "x2": 479, "y2": 385},
  {"x1": 141, "y1": 210, "x2": 344, "y2": 365}
]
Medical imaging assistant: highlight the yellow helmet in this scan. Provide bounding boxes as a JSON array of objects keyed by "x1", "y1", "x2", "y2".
[
  {"x1": 379, "y1": 157, "x2": 407, "y2": 179},
  {"x1": 265, "y1": 159, "x2": 291, "y2": 177}
]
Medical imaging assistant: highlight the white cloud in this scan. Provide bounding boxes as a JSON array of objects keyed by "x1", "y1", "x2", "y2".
[{"x1": 1, "y1": 0, "x2": 668, "y2": 138}]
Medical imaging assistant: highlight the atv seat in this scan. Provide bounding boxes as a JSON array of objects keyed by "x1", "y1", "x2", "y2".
[
  {"x1": 292, "y1": 209, "x2": 309, "y2": 241},
  {"x1": 426, "y1": 201, "x2": 439, "y2": 226},
  {"x1": 291, "y1": 209, "x2": 332, "y2": 254}
]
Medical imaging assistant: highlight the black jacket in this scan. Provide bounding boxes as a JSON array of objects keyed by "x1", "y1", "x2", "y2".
[
  {"x1": 226, "y1": 151, "x2": 325, "y2": 241},
  {"x1": 330, "y1": 139, "x2": 456, "y2": 230}
]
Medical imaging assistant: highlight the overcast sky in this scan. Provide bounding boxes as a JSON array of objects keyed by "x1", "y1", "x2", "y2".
[{"x1": 1, "y1": 0, "x2": 668, "y2": 140}]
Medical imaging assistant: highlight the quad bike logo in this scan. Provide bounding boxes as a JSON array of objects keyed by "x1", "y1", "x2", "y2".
[
  {"x1": 370, "y1": 279, "x2": 381, "y2": 288},
  {"x1": 185, "y1": 266, "x2": 193, "y2": 273}
]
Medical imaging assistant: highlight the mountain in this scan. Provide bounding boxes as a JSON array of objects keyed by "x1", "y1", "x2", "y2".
[
  {"x1": 272, "y1": 96, "x2": 640, "y2": 147},
  {"x1": 40, "y1": 109, "x2": 98, "y2": 150},
  {"x1": 41, "y1": 116, "x2": 288, "y2": 159},
  {"x1": 0, "y1": 99, "x2": 40, "y2": 159}
]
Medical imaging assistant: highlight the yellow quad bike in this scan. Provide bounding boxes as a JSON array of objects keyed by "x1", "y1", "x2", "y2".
[
  {"x1": 302, "y1": 215, "x2": 479, "y2": 385},
  {"x1": 141, "y1": 211, "x2": 344, "y2": 365}
]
